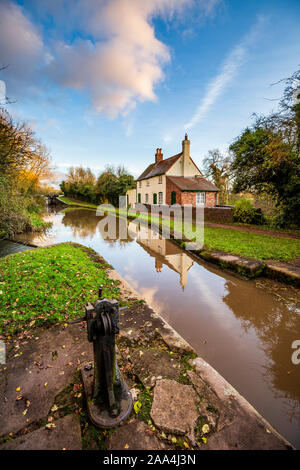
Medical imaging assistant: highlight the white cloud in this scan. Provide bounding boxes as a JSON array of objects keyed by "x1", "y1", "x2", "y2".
[
  {"x1": 184, "y1": 15, "x2": 266, "y2": 129},
  {"x1": 49, "y1": 0, "x2": 187, "y2": 117},
  {"x1": 0, "y1": 0, "x2": 43, "y2": 89},
  {"x1": 0, "y1": 0, "x2": 221, "y2": 117}
]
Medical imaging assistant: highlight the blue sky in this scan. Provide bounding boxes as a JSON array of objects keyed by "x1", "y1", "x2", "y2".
[{"x1": 1, "y1": 0, "x2": 300, "y2": 179}]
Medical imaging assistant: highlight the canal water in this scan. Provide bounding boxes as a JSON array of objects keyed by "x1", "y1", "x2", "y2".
[{"x1": 3, "y1": 206, "x2": 300, "y2": 448}]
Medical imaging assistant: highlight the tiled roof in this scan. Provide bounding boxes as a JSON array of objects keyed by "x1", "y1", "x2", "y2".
[
  {"x1": 167, "y1": 176, "x2": 220, "y2": 191},
  {"x1": 137, "y1": 153, "x2": 182, "y2": 181}
]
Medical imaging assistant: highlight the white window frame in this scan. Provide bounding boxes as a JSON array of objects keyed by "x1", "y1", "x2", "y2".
[
  {"x1": 158, "y1": 192, "x2": 163, "y2": 204},
  {"x1": 196, "y1": 192, "x2": 205, "y2": 206},
  {"x1": 145, "y1": 193, "x2": 148, "y2": 203},
  {"x1": 158, "y1": 175, "x2": 162, "y2": 184},
  {"x1": 146, "y1": 179, "x2": 150, "y2": 186},
  {"x1": 139, "y1": 181, "x2": 142, "y2": 188}
]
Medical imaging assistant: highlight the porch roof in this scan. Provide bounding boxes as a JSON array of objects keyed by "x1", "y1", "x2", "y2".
[{"x1": 167, "y1": 176, "x2": 220, "y2": 192}]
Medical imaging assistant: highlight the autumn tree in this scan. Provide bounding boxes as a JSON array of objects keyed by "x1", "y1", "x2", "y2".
[
  {"x1": 0, "y1": 108, "x2": 53, "y2": 236},
  {"x1": 203, "y1": 149, "x2": 231, "y2": 204},
  {"x1": 229, "y1": 70, "x2": 300, "y2": 226}
]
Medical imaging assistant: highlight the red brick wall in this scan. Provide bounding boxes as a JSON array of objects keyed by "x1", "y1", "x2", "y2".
[
  {"x1": 140, "y1": 203, "x2": 233, "y2": 222},
  {"x1": 166, "y1": 179, "x2": 183, "y2": 205},
  {"x1": 204, "y1": 207, "x2": 233, "y2": 223},
  {"x1": 205, "y1": 192, "x2": 217, "y2": 207},
  {"x1": 181, "y1": 191, "x2": 195, "y2": 205},
  {"x1": 166, "y1": 178, "x2": 219, "y2": 207}
]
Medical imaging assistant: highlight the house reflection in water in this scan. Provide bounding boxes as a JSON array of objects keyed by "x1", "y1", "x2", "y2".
[{"x1": 128, "y1": 222, "x2": 193, "y2": 290}]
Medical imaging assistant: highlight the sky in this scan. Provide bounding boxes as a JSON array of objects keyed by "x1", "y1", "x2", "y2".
[{"x1": 0, "y1": 0, "x2": 300, "y2": 179}]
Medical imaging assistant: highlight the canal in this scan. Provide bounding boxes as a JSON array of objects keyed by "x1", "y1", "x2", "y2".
[{"x1": 4, "y1": 206, "x2": 300, "y2": 448}]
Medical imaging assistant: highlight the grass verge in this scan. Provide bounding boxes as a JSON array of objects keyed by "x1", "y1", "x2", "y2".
[
  {"x1": 0, "y1": 243, "x2": 122, "y2": 336},
  {"x1": 60, "y1": 197, "x2": 300, "y2": 261},
  {"x1": 58, "y1": 196, "x2": 98, "y2": 209}
]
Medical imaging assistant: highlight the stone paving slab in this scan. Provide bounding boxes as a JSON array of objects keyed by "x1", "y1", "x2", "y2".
[
  {"x1": 150, "y1": 379, "x2": 199, "y2": 436},
  {"x1": 107, "y1": 419, "x2": 168, "y2": 450},
  {"x1": 189, "y1": 357, "x2": 294, "y2": 450},
  {"x1": 129, "y1": 349, "x2": 182, "y2": 388},
  {"x1": 266, "y1": 261, "x2": 300, "y2": 286},
  {"x1": 0, "y1": 414, "x2": 81, "y2": 450},
  {"x1": 199, "y1": 250, "x2": 263, "y2": 276},
  {"x1": 0, "y1": 323, "x2": 93, "y2": 436}
]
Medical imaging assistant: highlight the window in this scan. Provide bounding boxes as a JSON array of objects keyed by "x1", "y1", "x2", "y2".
[
  {"x1": 158, "y1": 192, "x2": 163, "y2": 204},
  {"x1": 158, "y1": 175, "x2": 162, "y2": 184},
  {"x1": 146, "y1": 180, "x2": 150, "y2": 186},
  {"x1": 139, "y1": 181, "x2": 142, "y2": 188},
  {"x1": 196, "y1": 192, "x2": 205, "y2": 206},
  {"x1": 145, "y1": 193, "x2": 148, "y2": 203}
]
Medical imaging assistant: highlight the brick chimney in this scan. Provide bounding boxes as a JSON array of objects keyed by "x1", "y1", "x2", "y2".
[
  {"x1": 155, "y1": 148, "x2": 163, "y2": 164},
  {"x1": 181, "y1": 134, "x2": 190, "y2": 176}
]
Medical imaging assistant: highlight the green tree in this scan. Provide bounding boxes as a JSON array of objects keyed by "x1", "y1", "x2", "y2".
[
  {"x1": 96, "y1": 165, "x2": 136, "y2": 206},
  {"x1": 229, "y1": 70, "x2": 300, "y2": 226}
]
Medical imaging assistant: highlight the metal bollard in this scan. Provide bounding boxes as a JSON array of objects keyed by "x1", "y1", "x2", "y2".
[{"x1": 80, "y1": 287, "x2": 132, "y2": 428}]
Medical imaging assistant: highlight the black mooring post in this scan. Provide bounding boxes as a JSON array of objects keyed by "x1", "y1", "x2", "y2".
[{"x1": 80, "y1": 289, "x2": 132, "y2": 428}]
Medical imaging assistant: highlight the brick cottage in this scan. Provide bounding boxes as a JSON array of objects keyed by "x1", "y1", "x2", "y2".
[{"x1": 132, "y1": 135, "x2": 220, "y2": 208}]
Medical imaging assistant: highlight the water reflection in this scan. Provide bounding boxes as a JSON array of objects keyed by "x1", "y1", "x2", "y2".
[
  {"x1": 129, "y1": 223, "x2": 194, "y2": 290},
  {"x1": 223, "y1": 282, "x2": 300, "y2": 421},
  {"x1": 11, "y1": 206, "x2": 300, "y2": 447},
  {"x1": 61, "y1": 208, "x2": 100, "y2": 239}
]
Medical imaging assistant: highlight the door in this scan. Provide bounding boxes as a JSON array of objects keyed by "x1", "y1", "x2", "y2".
[
  {"x1": 153, "y1": 193, "x2": 157, "y2": 204},
  {"x1": 196, "y1": 192, "x2": 205, "y2": 206},
  {"x1": 171, "y1": 191, "x2": 176, "y2": 205},
  {"x1": 138, "y1": 193, "x2": 141, "y2": 203}
]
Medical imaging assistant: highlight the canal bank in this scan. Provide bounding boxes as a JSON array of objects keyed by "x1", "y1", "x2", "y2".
[
  {"x1": 58, "y1": 197, "x2": 300, "y2": 285},
  {"x1": 3, "y1": 206, "x2": 300, "y2": 448},
  {"x1": 0, "y1": 243, "x2": 294, "y2": 450}
]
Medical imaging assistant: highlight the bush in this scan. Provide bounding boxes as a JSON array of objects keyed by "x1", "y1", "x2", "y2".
[
  {"x1": 233, "y1": 199, "x2": 266, "y2": 225},
  {"x1": 0, "y1": 176, "x2": 48, "y2": 238}
]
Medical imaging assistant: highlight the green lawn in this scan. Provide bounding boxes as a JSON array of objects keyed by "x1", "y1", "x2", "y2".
[
  {"x1": 58, "y1": 196, "x2": 99, "y2": 209},
  {"x1": 0, "y1": 243, "x2": 122, "y2": 336},
  {"x1": 202, "y1": 226, "x2": 300, "y2": 261},
  {"x1": 60, "y1": 197, "x2": 300, "y2": 262}
]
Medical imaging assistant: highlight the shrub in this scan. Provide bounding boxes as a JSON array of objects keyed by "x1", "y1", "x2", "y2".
[{"x1": 233, "y1": 199, "x2": 266, "y2": 225}]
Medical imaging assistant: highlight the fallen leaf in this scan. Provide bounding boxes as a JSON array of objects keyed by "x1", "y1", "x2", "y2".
[
  {"x1": 16, "y1": 387, "x2": 20, "y2": 392},
  {"x1": 124, "y1": 444, "x2": 129, "y2": 449},
  {"x1": 133, "y1": 400, "x2": 142, "y2": 414},
  {"x1": 44, "y1": 382, "x2": 48, "y2": 387},
  {"x1": 202, "y1": 424, "x2": 210, "y2": 434},
  {"x1": 51, "y1": 404, "x2": 59, "y2": 412},
  {"x1": 45, "y1": 423, "x2": 56, "y2": 429}
]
